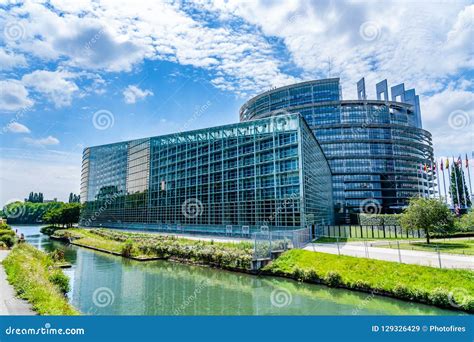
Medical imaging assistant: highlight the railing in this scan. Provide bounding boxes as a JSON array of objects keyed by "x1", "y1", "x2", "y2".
[
  {"x1": 252, "y1": 227, "x2": 311, "y2": 260},
  {"x1": 315, "y1": 225, "x2": 425, "y2": 239}
]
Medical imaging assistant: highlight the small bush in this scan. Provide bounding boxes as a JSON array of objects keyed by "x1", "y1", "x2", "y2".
[
  {"x1": 48, "y1": 271, "x2": 70, "y2": 294},
  {"x1": 0, "y1": 235, "x2": 15, "y2": 248},
  {"x1": 325, "y1": 271, "x2": 342, "y2": 287},
  {"x1": 121, "y1": 239, "x2": 134, "y2": 257},
  {"x1": 293, "y1": 267, "x2": 309, "y2": 282},
  {"x1": 428, "y1": 288, "x2": 451, "y2": 307},
  {"x1": 393, "y1": 284, "x2": 414, "y2": 300},
  {"x1": 0, "y1": 229, "x2": 15, "y2": 237},
  {"x1": 307, "y1": 269, "x2": 321, "y2": 282},
  {"x1": 353, "y1": 279, "x2": 371, "y2": 291},
  {"x1": 49, "y1": 249, "x2": 65, "y2": 262}
]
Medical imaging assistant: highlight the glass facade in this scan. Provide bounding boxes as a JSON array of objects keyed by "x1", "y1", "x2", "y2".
[
  {"x1": 240, "y1": 79, "x2": 434, "y2": 223},
  {"x1": 80, "y1": 114, "x2": 334, "y2": 234}
]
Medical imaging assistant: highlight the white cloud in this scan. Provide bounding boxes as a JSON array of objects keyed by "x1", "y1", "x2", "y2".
[
  {"x1": 22, "y1": 70, "x2": 79, "y2": 108},
  {"x1": 0, "y1": 80, "x2": 34, "y2": 111},
  {"x1": 7, "y1": 122, "x2": 30, "y2": 134},
  {"x1": 0, "y1": 151, "x2": 81, "y2": 206},
  {"x1": 0, "y1": 48, "x2": 27, "y2": 70},
  {"x1": 422, "y1": 84, "x2": 474, "y2": 157},
  {"x1": 123, "y1": 85, "x2": 154, "y2": 104},
  {"x1": 24, "y1": 135, "x2": 60, "y2": 146},
  {"x1": 1, "y1": 0, "x2": 295, "y2": 97}
]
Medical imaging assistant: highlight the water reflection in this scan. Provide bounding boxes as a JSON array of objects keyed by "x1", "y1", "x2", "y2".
[{"x1": 14, "y1": 225, "x2": 458, "y2": 316}]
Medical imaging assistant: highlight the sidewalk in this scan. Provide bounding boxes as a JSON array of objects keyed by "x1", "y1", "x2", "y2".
[
  {"x1": 304, "y1": 242, "x2": 474, "y2": 270},
  {"x1": 0, "y1": 250, "x2": 35, "y2": 315}
]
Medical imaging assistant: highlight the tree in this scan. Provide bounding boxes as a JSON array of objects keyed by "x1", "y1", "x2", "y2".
[
  {"x1": 456, "y1": 210, "x2": 474, "y2": 232},
  {"x1": 42, "y1": 203, "x2": 81, "y2": 227},
  {"x1": 68, "y1": 193, "x2": 80, "y2": 203},
  {"x1": 449, "y1": 162, "x2": 471, "y2": 208},
  {"x1": 25, "y1": 192, "x2": 44, "y2": 203},
  {"x1": 400, "y1": 197, "x2": 455, "y2": 244}
]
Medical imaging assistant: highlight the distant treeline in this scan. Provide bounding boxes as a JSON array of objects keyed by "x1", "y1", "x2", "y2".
[{"x1": 1, "y1": 192, "x2": 81, "y2": 224}]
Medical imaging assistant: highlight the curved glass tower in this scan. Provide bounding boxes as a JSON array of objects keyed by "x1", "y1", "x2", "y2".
[{"x1": 240, "y1": 78, "x2": 434, "y2": 223}]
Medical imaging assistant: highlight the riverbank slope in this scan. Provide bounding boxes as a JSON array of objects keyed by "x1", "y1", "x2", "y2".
[
  {"x1": 263, "y1": 249, "x2": 473, "y2": 312},
  {"x1": 2, "y1": 243, "x2": 79, "y2": 315}
]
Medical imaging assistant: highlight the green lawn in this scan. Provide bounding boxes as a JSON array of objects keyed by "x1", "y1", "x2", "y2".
[
  {"x1": 264, "y1": 249, "x2": 474, "y2": 312},
  {"x1": 376, "y1": 238, "x2": 474, "y2": 255},
  {"x1": 2, "y1": 243, "x2": 79, "y2": 315}
]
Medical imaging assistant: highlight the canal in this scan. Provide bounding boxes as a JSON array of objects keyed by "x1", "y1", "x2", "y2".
[{"x1": 13, "y1": 225, "x2": 458, "y2": 315}]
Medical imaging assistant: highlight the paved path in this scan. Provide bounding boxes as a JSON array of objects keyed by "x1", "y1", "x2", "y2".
[
  {"x1": 304, "y1": 243, "x2": 474, "y2": 270},
  {"x1": 0, "y1": 250, "x2": 35, "y2": 315}
]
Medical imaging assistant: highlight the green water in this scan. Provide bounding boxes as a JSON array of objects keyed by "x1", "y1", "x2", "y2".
[{"x1": 13, "y1": 225, "x2": 459, "y2": 316}]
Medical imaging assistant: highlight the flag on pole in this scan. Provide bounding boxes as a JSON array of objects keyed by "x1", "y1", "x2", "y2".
[
  {"x1": 433, "y1": 161, "x2": 437, "y2": 173},
  {"x1": 440, "y1": 158, "x2": 444, "y2": 171},
  {"x1": 466, "y1": 154, "x2": 469, "y2": 168},
  {"x1": 446, "y1": 158, "x2": 449, "y2": 169},
  {"x1": 457, "y1": 156, "x2": 462, "y2": 166}
]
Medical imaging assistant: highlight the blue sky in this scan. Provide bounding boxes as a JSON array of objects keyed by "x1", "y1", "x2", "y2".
[{"x1": 0, "y1": 0, "x2": 473, "y2": 205}]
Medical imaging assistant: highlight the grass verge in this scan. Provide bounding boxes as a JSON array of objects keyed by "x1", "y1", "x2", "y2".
[
  {"x1": 52, "y1": 228, "x2": 253, "y2": 270},
  {"x1": 375, "y1": 238, "x2": 474, "y2": 255},
  {"x1": 2, "y1": 243, "x2": 79, "y2": 315},
  {"x1": 263, "y1": 249, "x2": 474, "y2": 312}
]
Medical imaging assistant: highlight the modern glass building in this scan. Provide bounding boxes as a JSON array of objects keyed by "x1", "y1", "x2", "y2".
[
  {"x1": 240, "y1": 78, "x2": 434, "y2": 223},
  {"x1": 80, "y1": 114, "x2": 334, "y2": 234}
]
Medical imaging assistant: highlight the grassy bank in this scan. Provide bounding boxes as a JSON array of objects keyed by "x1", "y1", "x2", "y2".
[
  {"x1": 52, "y1": 228, "x2": 253, "y2": 270},
  {"x1": 376, "y1": 238, "x2": 474, "y2": 255},
  {"x1": 263, "y1": 249, "x2": 474, "y2": 312},
  {"x1": 2, "y1": 243, "x2": 79, "y2": 315}
]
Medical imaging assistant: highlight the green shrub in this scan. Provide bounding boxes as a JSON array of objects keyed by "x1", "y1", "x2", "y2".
[
  {"x1": 393, "y1": 284, "x2": 414, "y2": 300},
  {"x1": 48, "y1": 271, "x2": 70, "y2": 294},
  {"x1": 428, "y1": 288, "x2": 451, "y2": 307},
  {"x1": 49, "y1": 249, "x2": 65, "y2": 262},
  {"x1": 325, "y1": 271, "x2": 342, "y2": 287},
  {"x1": 307, "y1": 269, "x2": 321, "y2": 282},
  {"x1": 359, "y1": 214, "x2": 401, "y2": 226},
  {"x1": 0, "y1": 229, "x2": 15, "y2": 237},
  {"x1": 121, "y1": 239, "x2": 134, "y2": 257},
  {"x1": 0, "y1": 235, "x2": 15, "y2": 247},
  {"x1": 353, "y1": 279, "x2": 371, "y2": 291},
  {"x1": 293, "y1": 267, "x2": 309, "y2": 282}
]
